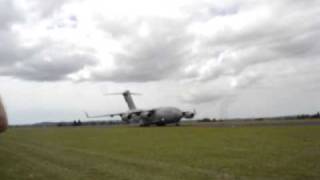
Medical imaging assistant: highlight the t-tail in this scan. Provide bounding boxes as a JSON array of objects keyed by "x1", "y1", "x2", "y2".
[
  {"x1": 105, "y1": 90, "x2": 141, "y2": 110},
  {"x1": 123, "y1": 90, "x2": 137, "y2": 110}
]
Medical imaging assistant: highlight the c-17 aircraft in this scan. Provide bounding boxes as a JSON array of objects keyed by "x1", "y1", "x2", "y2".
[
  {"x1": 0, "y1": 96, "x2": 8, "y2": 133},
  {"x1": 85, "y1": 90, "x2": 196, "y2": 126}
]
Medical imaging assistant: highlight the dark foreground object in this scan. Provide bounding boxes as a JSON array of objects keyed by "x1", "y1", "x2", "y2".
[{"x1": 0, "y1": 98, "x2": 7, "y2": 133}]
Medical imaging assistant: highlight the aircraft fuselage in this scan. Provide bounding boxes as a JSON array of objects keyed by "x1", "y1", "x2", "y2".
[
  {"x1": 121, "y1": 107, "x2": 185, "y2": 126},
  {"x1": 145, "y1": 107, "x2": 183, "y2": 125}
]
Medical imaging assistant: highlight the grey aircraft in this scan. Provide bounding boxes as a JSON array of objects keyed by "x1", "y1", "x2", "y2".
[{"x1": 85, "y1": 90, "x2": 195, "y2": 126}]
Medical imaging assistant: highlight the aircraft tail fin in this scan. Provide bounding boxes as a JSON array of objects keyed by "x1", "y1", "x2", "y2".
[{"x1": 105, "y1": 90, "x2": 141, "y2": 110}]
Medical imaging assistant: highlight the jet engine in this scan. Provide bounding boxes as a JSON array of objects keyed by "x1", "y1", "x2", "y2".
[
  {"x1": 121, "y1": 113, "x2": 142, "y2": 123},
  {"x1": 182, "y1": 110, "x2": 196, "y2": 119},
  {"x1": 140, "y1": 111, "x2": 154, "y2": 119},
  {"x1": 120, "y1": 114, "x2": 130, "y2": 123}
]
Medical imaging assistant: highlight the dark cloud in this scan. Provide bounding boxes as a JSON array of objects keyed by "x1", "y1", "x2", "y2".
[
  {"x1": 0, "y1": 0, "x2": 23, "y2": 29},
  {"x1": 0, "y1": 0, "x2": 97, "y2": 81},
  {"x1": 1, "y1": 53, "x2": 96, "y2": 81},
  {"x1": 28, "y1": 0, "x2": 73, "y2": 18},
  {"x1": 0, "y1": 37, "x2": 95, "y2": 82},
  {"x1": 205, "y1": 1, "x2": 319, "y2": 73},
  {"x1": 0, "y1": 32, "x2": 35, "y2": 65},
  {"x1": 1, "y1": 0, "x2": 320, "y2": 93},
  {"x1": 0, "y1": 33, "x2": 96, "y2": 82},
  {"x1": 92, "y1": 19, "x2": 194, "y2": 82},
  {"x1": 182, "y1": 0, "x2": 320, "y2": 91},
  {"x1": 98, "y1": 18, "x2": 139, "y2": 39},
  {"x1": 89, "y1": 0, "x2": 320, "y2": 86},
  {"x1": 0, "y1": 40, "x2": 97, "y2": 81},
  {"x1": 0, "y1": 0, "x2": 36, "y2": 70}
]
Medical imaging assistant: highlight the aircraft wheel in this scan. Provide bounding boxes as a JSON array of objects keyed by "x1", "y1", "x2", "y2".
[{"x1": 156, "y1": 123, "x2": 166, "y2": 126}]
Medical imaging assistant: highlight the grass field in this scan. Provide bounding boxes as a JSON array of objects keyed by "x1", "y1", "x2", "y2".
[{"x1": 0, "y1": 125, "x2": 320, "y2": 180}]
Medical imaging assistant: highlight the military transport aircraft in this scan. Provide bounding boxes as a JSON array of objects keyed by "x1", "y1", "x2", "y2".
[
  {"x1": 0, "y1": 97, "x2": 8, "y2": 133},
  {"x1": 85, "y1": 90, "x2": 196, "y2": 126}
]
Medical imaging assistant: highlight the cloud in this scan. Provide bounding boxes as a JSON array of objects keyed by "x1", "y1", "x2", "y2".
[
  {"x1": 0, "y1": 0, "x2": 23, "y2": 29},
  {"x1": 90, "y1": 18, "x2": 194, "y2": 82},
  {"x1": 1, "y1": 54, "x2": 96, "y2": 81},
  {"x1": 86, "y1": 0, "x2": 320, "y2": 87},
  {"x1": 0, "y1": 39, "x2": 97, "y2": 81},
  {"x1": 27, "y1": 0, "x2": 74, "y2": 18},
  {"x1": 230, "y1": 71, "x2": 263, "y2": 89},
  {"x1": 178, "y1": 0, "x2": 320, "y2": 106},
  {"x1": 0, "y1": 0, "x2": 320, "y2": 101},
  {"x1": 0, "y1": 0, "x2": 97, "y2": 81}
]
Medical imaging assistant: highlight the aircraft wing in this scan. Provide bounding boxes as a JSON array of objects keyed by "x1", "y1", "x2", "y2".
[
  {"x1": 84, "y1": 109, "x2": 156, "y2": 119},
  {"x1": 84, "y1": 112, "x2": 125, "y2": 118}
]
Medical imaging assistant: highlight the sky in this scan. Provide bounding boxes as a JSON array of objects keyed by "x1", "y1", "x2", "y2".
[{"x1": 0, "y1": 0, "x2": 320, "y2": 124}]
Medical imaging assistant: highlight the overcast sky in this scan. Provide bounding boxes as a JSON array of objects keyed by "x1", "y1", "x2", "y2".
[{"x1": 0, "y1": 0, "x2": 320, "y2": 124}]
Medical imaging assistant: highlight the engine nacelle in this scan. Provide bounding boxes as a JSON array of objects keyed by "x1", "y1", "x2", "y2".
[
  {"x1": 120, "y1": 114, "x2": 130, "y2": 123},
  {"x1": 121, "y1": 113, "x2": 142, "y2": 123},
  {"x1": 183, "y1": 112, "x2": 195, "y2": 119},
  {"x1": 140, "y1": 112, "x2": 153, "y2": 119}
]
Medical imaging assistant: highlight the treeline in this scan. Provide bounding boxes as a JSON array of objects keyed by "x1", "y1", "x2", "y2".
[
  {"x1": 196, "y1": 112, "x2": 320, "y2": 123},
  {"x1": 296, "y1": 112, "x2": 320, "y2": 119}
]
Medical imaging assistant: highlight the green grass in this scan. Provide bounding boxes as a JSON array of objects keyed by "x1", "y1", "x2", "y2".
[{"x1": 0, "y1": 126, "x2": 320, "y2": 180}]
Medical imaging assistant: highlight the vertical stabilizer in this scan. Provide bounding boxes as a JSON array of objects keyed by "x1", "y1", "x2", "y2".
[{"x1": 123, "y1": 90, "x2": 137, "y2": 110}]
